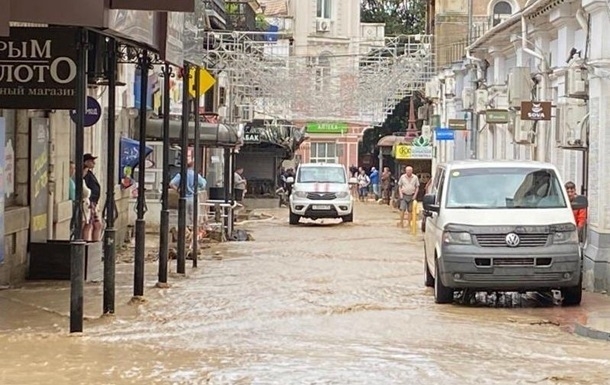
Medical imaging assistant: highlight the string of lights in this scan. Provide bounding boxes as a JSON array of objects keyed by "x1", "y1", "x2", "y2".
[{"x1": 199, "y1": 31, "x2": 435, "y2": 125}]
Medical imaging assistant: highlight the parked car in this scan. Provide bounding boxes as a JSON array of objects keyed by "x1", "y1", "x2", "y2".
[
  {"x1": 289, "y1": 163, "x2": 354, "y2": 225},
  {"x1": 422, "y1": 160, "x2": 583, "y2": 306}
]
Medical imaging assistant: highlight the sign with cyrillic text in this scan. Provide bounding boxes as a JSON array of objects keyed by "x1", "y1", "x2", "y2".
[{"x1": 0, "y1": 27, "x2": 78, "y2": 109}]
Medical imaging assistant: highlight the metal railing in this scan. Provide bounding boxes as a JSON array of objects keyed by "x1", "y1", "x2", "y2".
[{"x1": 435, "y1": 15, "x2": 498, "y2": 69}]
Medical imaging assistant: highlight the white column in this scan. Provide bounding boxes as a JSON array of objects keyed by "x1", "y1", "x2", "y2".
[
  {"x1": 534, "y1": 32, "x2": 551, "y2": 162},
  {"x1": 550, "y1": 10, "x2": 577, "y2": 178},
  {"x1": 489, "y1": 49, "x2": 509, "y2": 159},
  {"x1": 490, "y1": 50, "x2": 505, "y2": 86},
  {"x1": 582, "y1": 0, "x2": 610, "y2": 292}
]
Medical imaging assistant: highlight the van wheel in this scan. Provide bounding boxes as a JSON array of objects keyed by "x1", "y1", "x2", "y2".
[
  {"x1": 562, "y1": 279, "x2": 583, "y2": 307},
  {"x1": 289, "y1": 211, "x2": 300, "y2": 225},
  {"x1": 424, "y1": 255, "x2": 434, "y2": 288},
  {"x1": 434, "y1": 260, "x2": 453, "y2": 304}
]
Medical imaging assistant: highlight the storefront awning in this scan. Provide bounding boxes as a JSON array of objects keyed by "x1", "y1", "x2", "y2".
[
  {"x1": 377, "y1": 135, "x2": 408, "y2": 148},
  {"x1": 145, "y1": 119, "x2": 242, "y2": 147}
]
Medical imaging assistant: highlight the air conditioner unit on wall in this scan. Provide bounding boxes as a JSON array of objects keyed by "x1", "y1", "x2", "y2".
[
  {"x1": 507, "y1": 67, "x2": 534, "y2": 109},
  {"x1": 421, "y1": 124, "x2": 432, "y2": 139},
  {"x1": 565, "y1": 65, "x2": 589, "y2": 99},
  {"x1": 558, "y1": 98, "x2": 588, "y2": 148},
  {"x1": 444, "y1": 77, "x2": 456, "y2": 96},
  {"x1": 316, "y1": 18, "x2": 330, "y2": 32},
  {"x1": 474, "y1": 89, "x2": 489, "y2": 113},
  {"x1": 426, "y1": 81, "x2": 440, "y2": 100},
  {"x1": 511, "y1": 114, "x2": 534, "y2": 144},
  {"x1": 462, "y1": 88, "x2": 474, "y2": 111}
]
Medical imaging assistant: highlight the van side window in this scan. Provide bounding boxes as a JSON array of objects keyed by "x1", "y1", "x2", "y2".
[
  {"x1": 429, "y1": 167, "x2": 443, "y2": 196},
  {"x1": 435, "y1": 169, "x2": 446, "y2": 204}
]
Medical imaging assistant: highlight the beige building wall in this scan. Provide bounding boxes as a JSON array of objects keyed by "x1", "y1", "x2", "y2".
[{"x1": 434, "y1": 0, "x2": 527, "y2": 69}]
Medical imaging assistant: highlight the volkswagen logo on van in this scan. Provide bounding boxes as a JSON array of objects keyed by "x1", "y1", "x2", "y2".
[{"x1": 505, "y1": 233, "x2": 521, "y2": 247}]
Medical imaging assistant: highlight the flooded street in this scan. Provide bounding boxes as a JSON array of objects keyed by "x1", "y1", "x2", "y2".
[{"x1": 2, "y1": 202, "x2": 610, "y2": 384}]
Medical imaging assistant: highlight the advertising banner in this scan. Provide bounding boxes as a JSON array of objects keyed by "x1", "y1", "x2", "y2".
[
  {"x1": 119, "y1": 137, "x2": 153, "y2": 188},
  {"x1": 0, "y1": 27, "x2": 78, "y2": 109}
]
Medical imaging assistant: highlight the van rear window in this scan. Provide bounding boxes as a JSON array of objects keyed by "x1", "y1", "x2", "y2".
[{"x1": 445, "y1": 168, "x2": 567, "y2": 209}]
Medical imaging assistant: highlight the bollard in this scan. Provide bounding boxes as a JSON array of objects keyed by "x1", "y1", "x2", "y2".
[
  {"x1": 70, "y1": 240, "x2": 86, "y2": 333},
  {"x1": 410, "y1": 201, "x2": 419, "y2": 235}
]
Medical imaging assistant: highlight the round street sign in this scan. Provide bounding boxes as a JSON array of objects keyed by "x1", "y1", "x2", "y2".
[{"x1": 70, "y1": 96, "x2": 102, "y2": 127}]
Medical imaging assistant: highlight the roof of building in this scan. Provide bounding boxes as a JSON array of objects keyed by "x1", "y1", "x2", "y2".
[
  {"x1": 259, "y1": 0, "x2": 288, "y2": 16},
  {"x1": 376, "y1": 135, "x2": 410, "y2": 147}
]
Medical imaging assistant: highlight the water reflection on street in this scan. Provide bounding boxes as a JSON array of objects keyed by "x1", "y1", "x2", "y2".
[{"x1": 1, "y1": 203, "x2": 610, "y2": 385}]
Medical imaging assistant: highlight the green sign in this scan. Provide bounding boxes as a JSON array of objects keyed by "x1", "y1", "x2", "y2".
[
  {"x1": 412, "y1": 136, "x2": 430, "y2": 147},
  {"x1": 306, "y1": 122, "x2": 348, "y2": 134},
  {"x1": 486, "y1": 109, "x2": 511, "y2": 124}
]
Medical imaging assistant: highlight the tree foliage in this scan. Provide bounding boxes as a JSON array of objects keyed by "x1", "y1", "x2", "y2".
[
  {"x1": 360, "y1": 0, "x2": 426, "y2": 36},
  {"x1": 357, "y1": 1, "x2": 428, "y2": 166}
]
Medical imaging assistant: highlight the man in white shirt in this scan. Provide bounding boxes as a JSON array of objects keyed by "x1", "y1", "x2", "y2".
[
  {"x1": 397, "y1": 166, "x2": 419, "y2": 228},
  {"x1": 234, "y1": 167, "x2": 247, "y2": 202}
]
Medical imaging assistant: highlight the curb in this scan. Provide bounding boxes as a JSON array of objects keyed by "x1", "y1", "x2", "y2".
[{"x1": 574, "y1": 322, "x2": 610, "y2": 341}]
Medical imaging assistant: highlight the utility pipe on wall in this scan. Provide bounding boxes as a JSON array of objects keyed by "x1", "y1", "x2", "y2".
[
  {"x1": 575, "y1": 9, "x2": 589, "y2": 35},
  {"x1": 465, "y1": 49, "x2": 483, "y2": 158},
  {"x1": 521, "y1": 16, "x2": 549, "y2": 162}
]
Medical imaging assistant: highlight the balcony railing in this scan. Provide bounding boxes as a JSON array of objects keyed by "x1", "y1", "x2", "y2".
[
  {"x1": 204, "y1": 0, "x2": 227, "y2": 30},
  {"x1": 436, "y1": 15, "x2": 503, "y2": 69}
]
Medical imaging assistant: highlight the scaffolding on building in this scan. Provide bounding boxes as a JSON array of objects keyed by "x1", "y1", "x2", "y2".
[{"x1": 199, "y1": 31, "x2": 435, "y2": 126}]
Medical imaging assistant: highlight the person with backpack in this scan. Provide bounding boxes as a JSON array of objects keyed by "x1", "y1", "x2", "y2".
[{"x1": 357, "y1": 168, "x2": 370, "y2": 202}]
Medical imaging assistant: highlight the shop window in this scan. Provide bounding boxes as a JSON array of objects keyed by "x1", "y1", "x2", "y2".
[
  {"x1": 311, "y1": 142, "x2": 337, "y2": 164},
  {"x1": 317, "y1": 0, "x2": 332, "y2": 19},
  {"x1": 491, "y1": 1, "x2": 512, "y2": 26},
  {"x1": 0, "y1": 110, "x2": 16, "y2": 207}
]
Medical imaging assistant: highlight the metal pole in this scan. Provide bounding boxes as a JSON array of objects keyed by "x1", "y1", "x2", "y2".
[
  {"x1": 157, "y1": 63, "x2": 172, "y2": 286},
  {"x1": 467, "y1": 0, "x2": 478, "y2": 159},
  {"x1": 467, "y1": 0, "x2": 473, "y2": 45},
  {"x1": 230, "y1": 149, "x2": 236, "y2": 234},
  {"x1": 177, "y1": 63, "x2": 190, "y2": 275},
  {"x1": 70, "y1": 27, "x2": 88, "y2": 333},
  {"x1": 103, "y1": 37, "x2": 117, "y2": 314},
  {"x1": 134, "y1": 50, "x2": 150, "y2": 297},
  {"x1": 223, "y1": 147, "x2": 230, "y2": 236},
  {"x1": 192, "y1": 68, "x2": 200, "y2": 268}
]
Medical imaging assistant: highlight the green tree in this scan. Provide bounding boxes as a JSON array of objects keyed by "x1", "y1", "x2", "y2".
[
  {"x1": 360, "y1": 0, "x2": 426, "y2": 36},
  {"x1": 358, "y1": 0, "x2": 427, "y2": 166}
]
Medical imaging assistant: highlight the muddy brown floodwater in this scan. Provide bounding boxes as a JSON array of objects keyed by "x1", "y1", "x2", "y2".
[{"x1": 1, "y1": 202, "x2": 610, "y2": 385}]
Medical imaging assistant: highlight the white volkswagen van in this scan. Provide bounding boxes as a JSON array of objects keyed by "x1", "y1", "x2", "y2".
[
  {"x1": 422, "y1": 160, "x2": 583, "y2": 306},
  {"x1": 289, "y1": 163, "x2": 354, "y2": 225}
]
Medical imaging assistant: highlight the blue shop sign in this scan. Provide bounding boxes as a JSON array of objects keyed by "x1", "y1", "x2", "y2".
[
  {"x1": 435, "y1": 128, "x2": 455, "y2": 141},
  {"x1": 70, "y1": 96, "x2": 102, "y2": 127}
]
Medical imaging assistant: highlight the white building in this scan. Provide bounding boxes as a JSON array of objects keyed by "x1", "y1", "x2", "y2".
[{"x1": 427, "y1": 0, "x2": 610, "y2": 292}]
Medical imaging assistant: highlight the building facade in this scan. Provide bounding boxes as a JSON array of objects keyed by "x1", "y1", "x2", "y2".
[
  {"x1": 287, "y1": 0, "x2": 384, "y2": 168},
  {"x1": 0, "y1": 2, "x2": 193, "y2": 286},
  {"x1": 427, "y1": 0, "x2": 610, "y2": 292}
]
